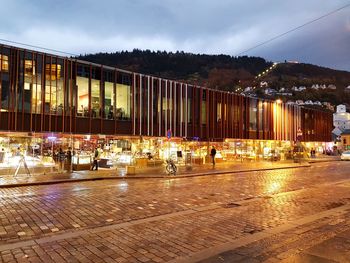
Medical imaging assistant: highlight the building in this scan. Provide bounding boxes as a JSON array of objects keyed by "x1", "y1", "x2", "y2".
[
  {"x1": 0, "y1": 44, "x2": 333, "y2": 171},
  {"x1": 340, "y1": 129, "x2": 350, "y2": 151},
  {"x1": 333, "y1": 105, "x2": 350, "y2": 131}
]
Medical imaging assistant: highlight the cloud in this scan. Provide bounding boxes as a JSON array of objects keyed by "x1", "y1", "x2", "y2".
[{"x1": 0, "y1": 0, "x2": 349, "y2": 70}]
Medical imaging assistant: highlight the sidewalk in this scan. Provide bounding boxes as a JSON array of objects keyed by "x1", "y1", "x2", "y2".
[{"x1": 0, "y1": 156, "x2": 340, "y2": 188}]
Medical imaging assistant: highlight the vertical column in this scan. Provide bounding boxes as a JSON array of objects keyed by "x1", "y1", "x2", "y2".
[
  {"x1": 132, "y1": 73, "x2": 136, "y2": 135},
  {"x1": 168, "y1": 80, "x2": 173, "y2": 134},
  {"x1": 185, "y1": 84, "x2": 188, "y2": 138},
  {"x1": 174, "y1": 81, "x2": 177, "y2": 137},
  {"x1": 139, "y1": 74, "x2": 142, "y2": 136},
  {"x1": 158, "y1": 78, "x2": 161, "y2": 137},
  {"x1": 180, "y1": 83, "x2": 183, "y2": 137},
  {"x1": 147, "y1": 76, "x2": 150, "y2": 136}
]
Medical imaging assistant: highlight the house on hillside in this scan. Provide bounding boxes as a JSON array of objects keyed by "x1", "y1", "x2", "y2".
[
  {"x1": 292, "y1": 86, "x2": 307, "y2": 92},
  {"x1": 260, "y1": 81, "x2": 268, "y2": 88},
  {"x1": 244, "y1": 87, "x2": 252, "y2": 92},
  {"x1": 328, "y1": 84, "x2": 336, "y2": 90},
  {"x1": 264, "y1": 88, "x2": 277, "y2": 95}
]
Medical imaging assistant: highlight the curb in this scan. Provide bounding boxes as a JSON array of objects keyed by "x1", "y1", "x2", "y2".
[
  {"x1": 308, "y1": 159, "x2": 341, "y2": 163},
  {"x1": 0, "y1": 163, "x2": 311, "y2": 188}
]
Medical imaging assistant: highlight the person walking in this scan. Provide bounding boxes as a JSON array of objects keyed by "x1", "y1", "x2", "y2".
[
  {"x1": 66, "y1": 147, "x2": 72, "y2": 172},
  {"x1": 91, "y1": 147, "x2": 99, "y2": 171},
  {"x1": 58, "y1": 148, "x2": 65, "y2": 172},
  {"x1": 210, "y1": 146, "x2": 217, "y2": 167}
]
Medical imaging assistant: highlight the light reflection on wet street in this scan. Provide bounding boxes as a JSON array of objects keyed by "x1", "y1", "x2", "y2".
[{"x1": 1, "y1": 162, "x2": 350, "y2": 262}]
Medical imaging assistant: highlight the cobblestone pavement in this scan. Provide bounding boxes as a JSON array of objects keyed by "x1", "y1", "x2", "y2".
[
  {"x1": 0, "y1": 159, "x2": 316, "y2": 186},
  {"x1": 0, "y1": 162, "x2": 349, "y2": 262}
]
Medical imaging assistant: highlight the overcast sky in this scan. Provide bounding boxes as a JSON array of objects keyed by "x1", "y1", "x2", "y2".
[{"x1": 1, "y1": 0, "x2": 349, "y2": 71}]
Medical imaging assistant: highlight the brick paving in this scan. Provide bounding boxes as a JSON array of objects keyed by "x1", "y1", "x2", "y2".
[
  {"x1": 0, "y1": 156, "x2": 339, "y2": 187},
  {"x1": 0, "y1": 161, "x2": 349, "y2": 262}
]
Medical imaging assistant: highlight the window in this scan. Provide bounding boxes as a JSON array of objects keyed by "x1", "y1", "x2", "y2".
[
  {"x1": 44, "y1": 59, "x2": 64, "y2": 115},
  {"x1": 0, "y1": 54, "x2": 9, "y2": 72},
  {"x1": 187, "y1": 87, "x2": 192, "y2": 123},
  {"x1": 45, "y1": 64, "x2": 61, "y2": 81},
  {"x1": 25, "y1": 60, "x2": 35, "y2": 77},
  {"x1": 249, "y1": 100, "x2": 257, "y2": 130},
  {"x1": 24, "y1": 56, "x2": 34, "y2": 113},
  {"x1": 187, "y1": 99, "x2": 192, "y2": 123},
  {"x1": 0, "y1": 50, "x2": 10, "y2": 111},
  {"x1": 258, "y1": 101, "x2": 263, "y2": 130},
  {"x1": 217, "y1": 102, "x2": 222, "y2": 122},
  {"x1": 1, "y1": 76, "x2": 9, "y2": 111},
  {"x1": 104, "y1": 74, "x2": 114, "y2": 119},
  {"x1": 181, "y1": 98, "x2": 186, "y2": 123},
  {"x1": 32, "y1": 55, "x2": 42, "y2": 114},
  {"x1": 77, "y1": 76, "x2": 89, "y2": 117},
  {"x1": 53, "y1": 60, "x2": 64, "y2": 115},
  {"x1": 116, "y1": 83, "x2": 131, "y2": 120},
  {"x1": 201, "y1": 101, "x2": 207, "y2": 124},
  {"x1": 91, "y1": 79, "x2": 100, "y2": 118}
]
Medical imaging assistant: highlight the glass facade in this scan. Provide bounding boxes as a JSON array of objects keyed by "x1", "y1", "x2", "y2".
[{"x1": 0, "y1": 44, "x2": 333, "y2": 145}]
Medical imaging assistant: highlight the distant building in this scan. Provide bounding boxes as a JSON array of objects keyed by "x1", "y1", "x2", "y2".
[
  {"x1": 340, "y1": 129, "x2": 350, "y2": 150},
  {"x1": 333, "y1": 104, "x2": 350, "y2": 131}
]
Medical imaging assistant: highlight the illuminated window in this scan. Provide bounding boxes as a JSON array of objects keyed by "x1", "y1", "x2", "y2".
[
  {"x1": 116, "y1": 83, "x2": 131, "y2": 120},
  {"x1": 217, "y1": 102, "x2": 222, "y2": 122},
  {"x1": 77, "y1": 76, "x2": 89, "y2": 117},
  {"x1": 45, "y1": 64, "x2": 61, "y2": 81},
  {"x1": 0, "y1": 55, "x2": 9, "y2": 72},
  {"x1": 249, "y1": 100, "x2": 257, "y2": 130},
  {"x1": 105, "y1": 82, "x2": 114, "y2": 119},
  {"x1": 91, "y1": 79, "x2": 100, "y2": 118},
  {"x1": 25, "y1": 60, "x2": 35, "y2": 77}
]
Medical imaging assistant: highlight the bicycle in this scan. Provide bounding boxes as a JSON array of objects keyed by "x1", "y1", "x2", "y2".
[{"x1": 165, "y1": 159, "x2": 177, "y2": 175}]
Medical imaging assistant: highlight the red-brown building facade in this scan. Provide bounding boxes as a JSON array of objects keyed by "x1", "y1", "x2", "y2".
[{"x1": 0, "y1": 44, "x2": 333, "y2": 143}]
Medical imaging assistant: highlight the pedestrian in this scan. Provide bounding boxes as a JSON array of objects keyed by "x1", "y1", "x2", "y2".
[
  {"x1": 66, "y1": 147, "x2": 72, "y2": 172},
  {"x1": 91, "y1": 147, "x2": 99, "y2": 171},
  {"x1": 210, "y1": 146, "x2": 217, "y2": 166},
  {"x1": 58, "y1": 148, "x2": 65, "y2": 172}
]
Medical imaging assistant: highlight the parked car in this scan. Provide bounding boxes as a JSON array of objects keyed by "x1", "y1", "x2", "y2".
[{"x1": 341, "y1": 151, "x2": 350, "y2": 161}]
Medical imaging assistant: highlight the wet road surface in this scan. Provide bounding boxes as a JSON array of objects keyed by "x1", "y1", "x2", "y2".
[{"x1": 0, "y1": 161, "x2": 350, "y2": 262}]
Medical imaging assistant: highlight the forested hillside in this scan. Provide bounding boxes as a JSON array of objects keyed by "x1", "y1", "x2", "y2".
[{"x1": 77, "y1": 50, "x2": 350, "y2": 107}]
